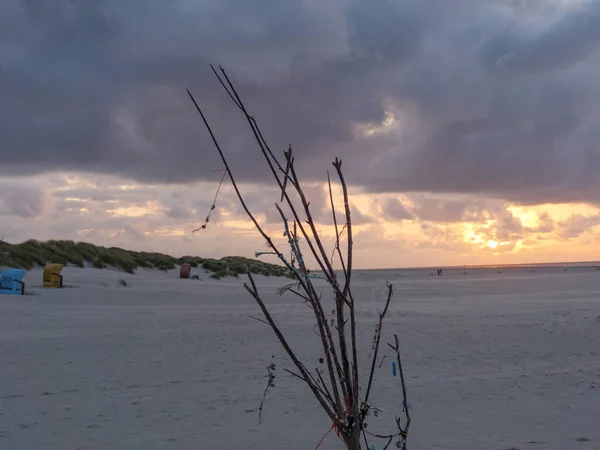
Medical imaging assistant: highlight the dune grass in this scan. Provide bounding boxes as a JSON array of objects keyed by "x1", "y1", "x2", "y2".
[{"x1": 0, "y1": 239, "x2": 294, "y2": 279}]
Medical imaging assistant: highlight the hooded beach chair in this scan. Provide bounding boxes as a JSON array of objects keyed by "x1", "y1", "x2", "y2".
[
  {"x1": 43, "y1": 264, "x2": 64, "y2": 288},
  {"x1": 0, "y1": 268, "x2": 26, "y2": 295}
]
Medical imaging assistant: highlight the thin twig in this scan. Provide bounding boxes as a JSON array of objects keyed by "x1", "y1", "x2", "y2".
[
  {"x1": 327, "y1": 170, "x2": 348, "y2": 281},
  {"x1": 283, "y1": 367, "x2": 336, "y2": 413},
  {"x1": 280, "y1": 145, "x2": 293, "y2": 202},
  {"x1": 283, "y1": 367, "x2": 306, "y2": 382},
  {"x1": 364, "y1": 429, "x2": 400, "y2": 450},
  {"x1": 364, "y1": 282, "x2": 394, "y2": 405},
  {"x1": 249, "y1": 315, "x2": 270, "y2": 326},
  {"x1": 192, "y1": 168, "x2": 226, "y2": 232},
  {"x1": 258, "y1": 356, "x2": 276, "y2": 425},
  {"x1": 210, "y1": 65, "x2": 243, "y2": 110},
  {"x1": 389, "y1": 333, "x2": 411, "y2": 450},
  {"x1": 332, "y1": 158, "x2": 354, "y2": 298},
  {"x1": 332, "y1": 158, "x2": 359, "y2": 420},
  {"x1": 284, "y1": 368, "x2": 337, "y2": 411},
  {"x1": 316, "y1": 368, "x2": 334, "y2": 406}
]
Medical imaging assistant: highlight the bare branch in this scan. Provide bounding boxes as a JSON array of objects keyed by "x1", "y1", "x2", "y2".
[
  {"x1": 327, "y1": 171, "x2": 351, "y2": 309},
  {"x1": 332, "y1": 158, "x2": 354, "y2": 298},
  {"x1": 274, "y1": 203, "x2": 347, "y2": 415},
  {"x1": 364, "y1": 282, "x2": 394, "y2": 405},
  {"x1": 326, "y1": 170, "x2": 348, "y2": 279},
  {"x1": 210, "y1": 65, "x2": 243, "y2": 110},
  {"x1": 388, "y1": 333, "x2": 411, "y2": 450},
  {"x1": 207, "y1": 72, "x2": 353, "y2": 308},
  {"x1": 189, "y1": 66, "x2": 412, "y2": 450},
  {"x1": 280, "y1": 145, "x2": 293, "y2": 202},
  {"x1": 332, "y1": 158, "x2": 360, "y2": 419},
  {"x1": 243, "y1": 271, "x2": 337, "y2": 422}
]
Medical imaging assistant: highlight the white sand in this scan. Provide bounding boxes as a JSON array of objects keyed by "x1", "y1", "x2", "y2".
[{"x1": 1, "y1": 265, "x2": 599, "y2": 450}]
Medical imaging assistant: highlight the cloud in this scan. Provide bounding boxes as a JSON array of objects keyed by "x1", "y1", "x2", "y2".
[
  {"x1": 532, "y1": 212, "x2": 555, "y2": 233},
  {"x1": 478, "y1": 0, "x2": 600, "y2": 72},
  {"x1": 381, "y1": 198, "x2": 412, "y2": 221},
  {"x1": 408, "y1": 196, "x2": 493, "y2": 223},
  {"x1": 352, "y1": 224, "x2": 406, "y2": 252},
  {"x1": 491, "y1": 208, "x2": 523, "y2": 241},
  {"x1": 557, "y1": 212, "x2": 600, "y2": 238},
  {"x1": 415, "y1": 222, "x2": 473, "y2": 253},
  {"x1": 349, "y1": 204, "x2": 374, "y2": 225},
  {"x1": 0, "y1": 181, "x2": 53, "y2": 218},
  {"x1": 1, "y1": 0, "x2": 600, "y2": 206}
]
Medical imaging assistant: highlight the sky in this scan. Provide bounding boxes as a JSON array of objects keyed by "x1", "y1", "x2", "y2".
[{"x1": 2, "y1": 0, "x2": 600, "y2": 269}]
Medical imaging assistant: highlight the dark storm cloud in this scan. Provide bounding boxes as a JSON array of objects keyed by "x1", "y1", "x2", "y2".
[
  {"x1": 478, "y1": 2, "x2": 600, "y2": 72},
  {"x1": 2, "y1": 0, "x2": 600, "y2": 205}
]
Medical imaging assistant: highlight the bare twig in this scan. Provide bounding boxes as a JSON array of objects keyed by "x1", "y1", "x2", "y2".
[
  {"x1": 283, "y1": 367, "x2": 306, "y2": 381},
  {"x1": 332, "y1": 158, "x2": 354, "y2": 298},
  {"x1": 280, "y1": 145, "x2": 293, "y2": 202},
  {"x1": 364, "y1": 282, "x2": 394, "y2": 405},
  {"x1": 258, "y1": 356, "x2": 276, "y2": 425},
  {"x1": 332, "y1": 158, "x2": 360, "y2": 429},
  {"x1": 249, "y1": 315, "x2": 270, "y2": 326},
  {"x1": 327, "y1": 170, "x2": 350, "y2": 300},
  {"x1": 387, "y1": 334, "x2": 411, "y2": 450},
  {"x1": 284, "y1": 368, "x2": 337, "y2": 411},
  {"x1": 316, "y1": 368, "x2": 334, "y2": 406},
  {"x1": 275, "y1": 282, "x2": 301, "y2": 296},
  {"x1": 192, "y1": 168, "x2": 226, "y2": 232}
]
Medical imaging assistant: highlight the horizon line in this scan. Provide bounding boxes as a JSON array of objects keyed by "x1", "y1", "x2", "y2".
[{"x1": 314, "y1": 259, "x2": 600, "y2": 272}]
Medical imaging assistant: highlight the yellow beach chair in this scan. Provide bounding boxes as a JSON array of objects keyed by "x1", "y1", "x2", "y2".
[{"x1": 43, "y1": 264, "x2": 64, "y2": 288}]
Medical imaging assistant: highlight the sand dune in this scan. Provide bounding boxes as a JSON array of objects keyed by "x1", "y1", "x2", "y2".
[{"x1": 1, "y1": 265, "x2": 599, "y2": 449}]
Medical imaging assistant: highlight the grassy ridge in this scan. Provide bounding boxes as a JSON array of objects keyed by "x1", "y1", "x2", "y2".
[{"x1": 0, "y1": 239, "x2": 293, "y2": 280}]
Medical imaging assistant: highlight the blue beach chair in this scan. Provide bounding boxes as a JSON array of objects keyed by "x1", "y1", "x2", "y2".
[{"x1": 0, "y1": 268, "x2": 26, "y2": 295}]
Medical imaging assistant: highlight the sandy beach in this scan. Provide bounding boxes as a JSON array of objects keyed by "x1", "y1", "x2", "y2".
[{"x1": 1, "y1": 265, "x2": 599, "y2": 450}]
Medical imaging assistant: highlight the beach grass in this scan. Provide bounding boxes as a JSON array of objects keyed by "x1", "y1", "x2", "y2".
[{"x1": 0, "y1": 239, "x2": 293, "y2": 279}]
